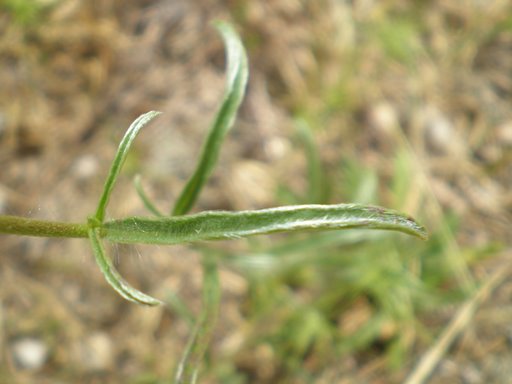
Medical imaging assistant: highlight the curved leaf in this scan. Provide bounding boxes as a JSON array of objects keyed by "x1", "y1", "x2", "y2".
[
  {"x1": 103, "y1": 204, "x2": 427, "y2": 245},
  {"x1": 172, "y1": 21, "x2": 248, "y2": 216},
  {"x1": 88, "y1": 227, "x2": 161, "y2": 306},
  {"x1": 95, "y1": 111, "x2": 161, "y2": 223}
]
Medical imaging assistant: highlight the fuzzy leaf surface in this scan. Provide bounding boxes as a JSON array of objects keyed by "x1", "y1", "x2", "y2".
[{"x1": 103, "y1": 204, "x2": 427, "y2": 245}]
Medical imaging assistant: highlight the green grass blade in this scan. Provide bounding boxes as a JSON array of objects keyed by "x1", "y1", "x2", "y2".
[
  {"x1": 88, "y1": 227, "x2": 161, "y2": 306},
  {"x1": 134, "y1": 175, "x2": 164, "y2": 217},
  {"x1": 174, "y1": 257, "x2": 220, "y2": 384},
  {"x1": 103, "y1": 204, "x2": 428, "y2": 245},
  {"x1": 172, "y1": 21, "x2": 248, "y2": 216},
  {"x1": 164, "y1": 291, "x2": 195, "y2": 328},
  {"x1": 295, "y1": 119, "x2": 328, "y2": 203},
  {"x1": 95, "y1": 111, "x2": 161, "y2": 223}
]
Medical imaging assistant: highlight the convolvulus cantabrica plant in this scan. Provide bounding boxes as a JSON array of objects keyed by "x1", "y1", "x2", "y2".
[{"x1": 0, "y1": 21, "x2": 427, "y2": 383}]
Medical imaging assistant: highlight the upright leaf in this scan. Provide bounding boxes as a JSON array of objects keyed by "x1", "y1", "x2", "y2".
[
  {"x1": 174, "y1": 258, "x2": 220, "y2": 384},
  {"x1": 172, "y1": 21, "x2": 248, "y2": 216},
  {"x1": 295, "y1": 118, "x2": 328, "y2": 203},
  {"x1": 95, "y1": 111, "x2": 161, "y2": 223}
]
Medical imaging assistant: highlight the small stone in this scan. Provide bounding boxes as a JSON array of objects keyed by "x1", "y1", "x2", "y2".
[
  {"x1": 77, "y1": 332, "x2": 113, "y2": 372},
  {"x1": 496, "y1": 121, "x2": 512, "y2": 146},
  {"x1": 72, "y1": 155, "x2": 99, "y2": 180},
  {"x1": 421, "y1": 106, "x2": 460, "y2": 155},
  {"x1": 264, "y1": 136, "x2": 289, "y2": 160},
  {"x1": 461, "y1": 363, "x2": 483, "y2": 384},
  {"x1": 11, "y1": 337, "x2": 48, "y2": 371},
  {"x1": 368, "y1": 102, "x2": 398, "y2": 136},
  {"x1": 439, "y1": 358, "x2": 458, "y2": 378}
]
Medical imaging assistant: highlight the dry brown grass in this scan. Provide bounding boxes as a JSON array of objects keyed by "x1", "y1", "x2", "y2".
[{"x1": 1, "y1": 1, "x2": 511, "y2": 382}]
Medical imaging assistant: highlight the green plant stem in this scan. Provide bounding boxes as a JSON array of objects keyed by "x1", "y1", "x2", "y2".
[
  {"x1": 0, "y1": 215, "x2": 88, "y2": 239},
  {"x1": 174, "y1": 257, "x2": 220, "y2": 384}
]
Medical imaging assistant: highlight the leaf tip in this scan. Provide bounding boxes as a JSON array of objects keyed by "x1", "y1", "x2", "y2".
[{"x1": 403, "y1": 215, "x2": 428, "y2": 240}]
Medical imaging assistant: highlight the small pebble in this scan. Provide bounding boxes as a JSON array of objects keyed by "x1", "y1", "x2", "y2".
[
  {"x1": 77, "y1": 332, "x2": 113, "y2": 372},
  {"x1": 264, "y1": 136, "x2": 289, "y2": 160},
  {"x1": 461, "y1": 363, "x2": 483, "y2": 384},
  {"x1": 11, "y1": 337, "x2": 48, "y2": 371},
  {"x1": 368, "y1": 102, "x2": 398, "y2": 136},
  {"x1": 422, "y1": 106, "x2": 458, "y2": 155},
  {"x1": 72, "y1": 155, "x2": 99, "y2": 180},
  {"x1": 496, "y1": 121, "x2": 512, "y2": 146},
  {"x1": 439, "y1": 358, "x2": 458, "y2": 377}
]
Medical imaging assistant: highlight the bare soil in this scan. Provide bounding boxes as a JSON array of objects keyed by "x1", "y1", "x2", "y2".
[{"x1": 1, "y1": 1, "x2": 512, "y2": 383}]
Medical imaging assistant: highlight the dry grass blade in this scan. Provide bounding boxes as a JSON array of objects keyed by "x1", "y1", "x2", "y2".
[{"x1": 404, "y1": 251, "x2": 512, "y2": 384}]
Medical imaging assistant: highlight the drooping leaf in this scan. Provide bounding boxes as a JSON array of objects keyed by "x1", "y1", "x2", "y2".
[
  {"x1": 88, "y1": 227, "x2": 161, "y2": 306},
  {"x1": 103, "y1": 204, "x2": 427, "y2": 245},
  {"x1": 172, "y1": 21, "x2": 249, "y2": 216},
  {"x1": 95, "y1": 111, "x2": 161, "y2": 223}
]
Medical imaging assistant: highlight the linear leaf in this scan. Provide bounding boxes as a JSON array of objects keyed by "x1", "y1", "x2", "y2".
[
  {"x1": 174, "y1": 257, "x2": 220, "y2": 384},
  {"x1": 95, "y1": 111, "x2": 161, "y2": 223},
  {"x1": 103, "y1": 204, "x2": 427, "y2": 245},
  {"x1": 172, "y1": 21, "x2": 248, "y2": 216},
  {"x1": 295, "y1": 118, "x2": 329, "y2": 203},
  {"x1": 134, "y1": 175, "x2": 164, "y2": 217},
  {"x1": 88, "y1": 227, "x2": 161, "y2": 306}
]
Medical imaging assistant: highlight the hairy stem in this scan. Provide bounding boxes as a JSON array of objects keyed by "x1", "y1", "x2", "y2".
[{"x1": 0, "y1": 215, "x2": 88, "y2": 239}]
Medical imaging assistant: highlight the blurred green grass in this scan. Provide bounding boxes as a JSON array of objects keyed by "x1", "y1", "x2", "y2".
[
  {"x1": 217, "y1": 146, "x2": 466, "y2": 381},
  {"x1": 1, "y1": 1, "x2": 510, "y2": 383},
  {"x1": 205, "y1": 3, "x2": 508, "y2": 380}
]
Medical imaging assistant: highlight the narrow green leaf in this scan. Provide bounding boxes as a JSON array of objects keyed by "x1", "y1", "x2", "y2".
[
  {"x1": 295, "y1": 118, "x2": 328, "y2": 203},
  {"x1": 172, "y1": 21, "x2": 248, "y2": 216},
  {"x1": 88, "y1": 227, "x2": 161, "y2": 306},
  {"x1": 174, "y1": 257, "x2": 220, "y2": 384},
  {"x1": 164, "y1": 291, "x2": 195, "y2": 328},
  {"x1": 134, "y1": 175, "x2": 164, "y2": 217},
  {"x1": 95, "y1": 111, "x2": 161, "y2": 223},
  {"x1": 103, "y1": 204, "x2": 428, "y2": 245}
]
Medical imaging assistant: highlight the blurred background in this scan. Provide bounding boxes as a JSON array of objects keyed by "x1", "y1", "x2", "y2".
[{"x1": 1, "y1": 1, "x2": 512, "y2": 383}]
